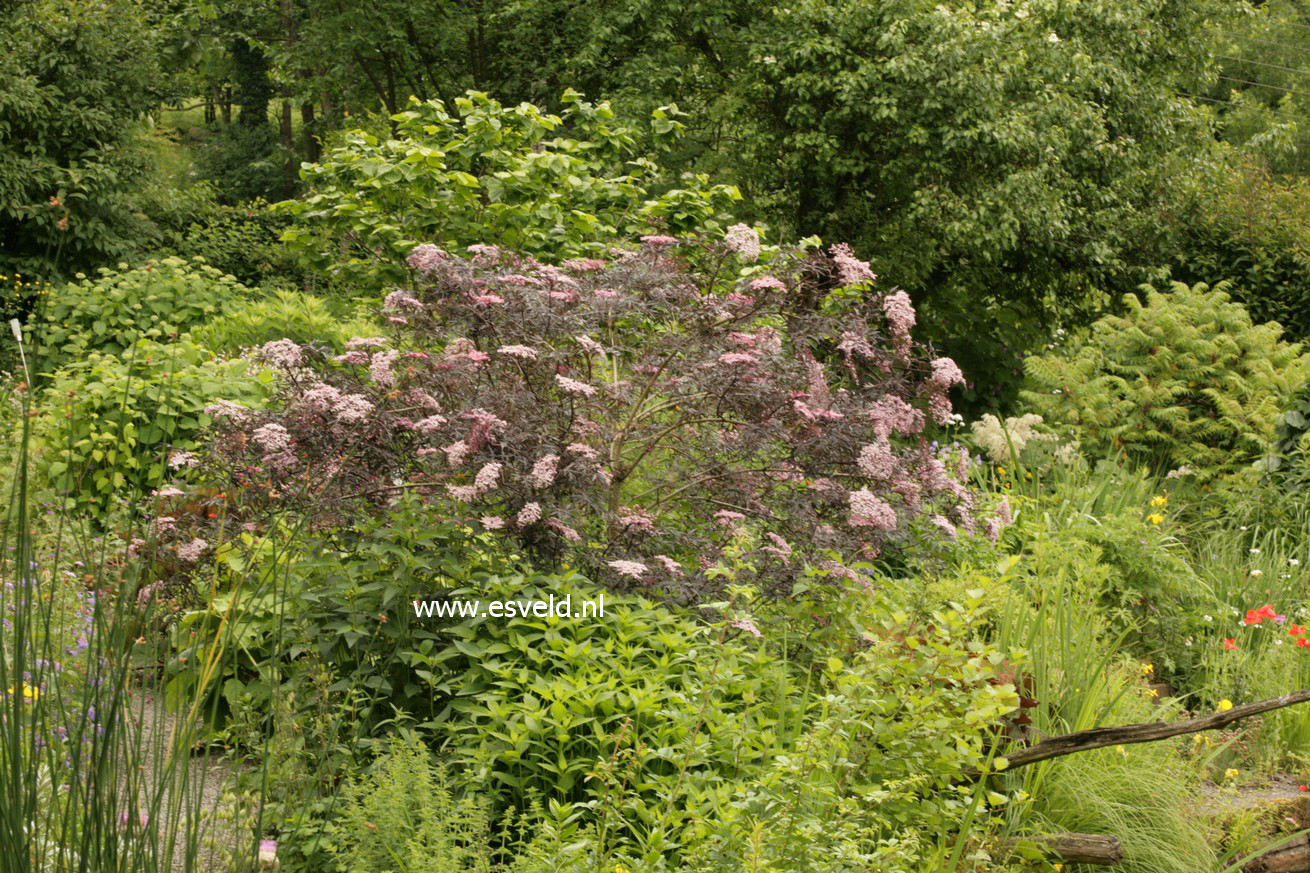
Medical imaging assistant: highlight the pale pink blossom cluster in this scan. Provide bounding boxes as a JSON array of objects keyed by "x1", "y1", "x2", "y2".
[
  {"x1": 497, "y1": 344, "x2": 538, "y2": 360},
  {"x1": 473, "y1": 462, "x2": 502, "y2": 492},
  {"x1": 300, "y1": 382, "x2": 341, "y2": 413},
  {"x1": 929, "y1": 515, "x2": 957, "y2": 540},
  {"x1": 640, "y1": 235, "x2": 678, "y2": 247},
  {"x1": 763, "y1": 532, "x2": 793, "y2": 563},
  {"x1": 407, "y1": 243, "x2": 447, "y2": 273},
  {"x1": 370, "y1": 349, "x2": 400, "y2": 387},
  {"x1": 529, "y1": 454, "x2": 559, "y2": 488},
  {"x1": 607, "y1": 559, "x2": 648, "y2": 578},
  {"x1": 168, "y1": 450, "x2": 198, "y2": 469},
  {"x1": 561, "y1": 258, "x2": 607, "y2": 271},
  {"x1": 858, "y1": 439, "x2": 898, "y2": 480},
  {"x1": 176, "y1": 538, "x2": 209, "y2": 563},
  {"x1": 261, "y1": 339, "x2": 302, "y2": 369},
  {"x1": 653, "y1": 554, "x2": 684, "y2": 576},
  {"x1": 466, "y1": 244, "x2": 501, "y2": 265},
  {"x1": 931, "y1": 357, "x2": 965, "y2": 389},
  {"x1": 204, "y1": 400, "x2": 253, "y2": 423},
  {"x1": 555, "y1": 374, "x2": 597, "y2": 396},
  {"x1": 566, "y1": 442, "x2": 598, "y2": 461},
  {"x1": 516, "y1": 502, "x2": 542, "y2": 527},
  {"x1": 749, "y1": 276, "x2": 787, "y2": 293},
  {"x1": 731, "y1": 618, "x2": 763, "y2": 638},
  {"x1": 545, "y1": 519, "x2": 581, "y2": 541},
  {"x1": 252, "y1": 423, "x2": 292, "y2": 454},
  {"x1": 333, "y1": 394, "x2": 375, "y2": 424},
  {"x1": 882, "y1": 291, "x2": 916, "y2": 359},
  {"x1": 830, "y1": 243, "x2": 876, "y2": 287},
  {"x1": 575, "y1": 335, "x2": 607, "y2": 357},
  {"x1": 384, "y1": 290, "x2": 424, "y2": 311},
  {"x1": 619, "y1": 508, "x2": 656, "y2": 535},
  {"x1": 413, "y1": 414, "x2": 447, "y2": 433},
  {"x1": 443, "y1": 440, "x2": 470, "y2": 468},
  {"x1": 849, "y1": 488, "x2": 898, "y2": 530},
  {"x1": 724, "y1": 224, "x2": 761, "y2": 262}
]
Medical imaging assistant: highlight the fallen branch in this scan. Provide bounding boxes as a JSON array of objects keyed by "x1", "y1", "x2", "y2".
[
  {"x1": 1235, "y1": 834, "x2": 1310, "y2": 873},
  {"x1": 1001, "y1": 833, "x2": 1123, "y2": 866},
  {"x1": 973, "y1": 688, "x2": 1310, "y2": 777}
]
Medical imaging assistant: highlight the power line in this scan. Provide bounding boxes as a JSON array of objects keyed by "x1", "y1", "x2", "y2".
[
  {"x1": 1217, "y1": 74, "x2": 1310, "y2": 100},
  {"x1": 1182, "y1": 92, "x2": 1310, "y2": 125},
  {"x1": 1219, "y1": 30, "x2": 1310, "y2": 57},
  {"x1": 1214, "y1": 53, "x2": 1310, "y2": 79},
  {"x1": 1253, "y1": 17, "x2": 1310, "y2": 37}
]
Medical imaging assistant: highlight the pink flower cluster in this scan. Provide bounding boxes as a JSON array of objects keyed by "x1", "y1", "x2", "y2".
[{"x1": 185, "y1": 235, "x2": 978, "y2": 597}]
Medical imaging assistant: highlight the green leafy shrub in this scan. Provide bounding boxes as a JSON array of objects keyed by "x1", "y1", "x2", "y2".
[
  {"x1": 174, "y1": 201, "x2": 304, "y2": 289},
  {"x1": 192, "y1": 122, "x2": 291, "y2": 206},
  {"x1": 190, "y1": 289, "x2": 382, "y2": 354},
  {"x1": 31, "y1": 258, "x2": 248, "y2": 376},
  {"x1": 0, "y1": 0, "x2": 163, "y2": 278},
  {"x1": 1022, "y1": 282, "x2": 1308, "y2": 478},
  {"x1": 35, "y1": 339, "x2": 271, "y2": 514},
  {"x1": 439, "y1": 573, "x2": 794, "y2": 811},
  {"x1": 277, "y1": 90, "x2": 742, "y2": 287},
  {"x1": 1165, "y1": 156, "x2": 1310, "y2": 343},
  {"x1": 326, "y1": 736, "x2": 499, "y2": 873},
  {"x1": 680, "y1": 595, "x2": 1020, "y2": 873}
]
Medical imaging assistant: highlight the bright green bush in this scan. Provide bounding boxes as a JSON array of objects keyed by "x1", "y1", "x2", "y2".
[
  {"x1": 439, "y1": 573, "x2": 794, "y2": 812},
  {"x1": 35, "y1": 340, "x2": 271, "y2": 514},
  {"x1": 190, "y1": 289, "x2": 382, "y2": 354},
  {"x1": 680, "y1": 596, "x2": 1020, "y2": 873},
  {"x1": 31, "y1": 257, "x2": 248, "y2": 376},
  {"x1": 277, "y1": 90, "x2": 742, "y2": 287},
  {"x1": 1022, "y1": 282, "x2": 1308, "y2": 478},
  {"x1": 326, "y1": 737, "x2": 498, "y2": 873}
]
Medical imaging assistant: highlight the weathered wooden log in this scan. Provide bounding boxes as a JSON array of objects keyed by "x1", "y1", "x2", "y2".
[
  {"x1": 1236, "y1": 834, "x2": 1310, "y2": 873},
  {"x1": 969, "y1": 688, "x2": 1310, "y2": 778},
  {"x1": 1002, "y1": 833, "x2": 1123, "y2": 865}
]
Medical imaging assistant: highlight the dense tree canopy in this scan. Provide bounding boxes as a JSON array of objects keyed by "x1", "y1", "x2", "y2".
[{"x1": 0, "y1": 0, "x2": 164, "y2": 277}]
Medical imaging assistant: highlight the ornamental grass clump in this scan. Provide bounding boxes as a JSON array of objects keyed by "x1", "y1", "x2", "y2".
[{"x1": 169, "y1": 236, "x2": 977, "y2": 598}]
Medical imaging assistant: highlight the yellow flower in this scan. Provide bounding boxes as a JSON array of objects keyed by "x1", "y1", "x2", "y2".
[
  {"x1": 1147, "y1": 688, "x2": 1158, "y2": 698},
  {"x1": 1142, "y1": 663, "x2": 1153, "y2": 675},
  {"x1": 616, "y1": 866, "x2": 631, "y2": 873},
  {"x1": 1218, "y1": 699, "x2": 1233, "y2": 712},
  {"x1": 1224, "y1": 768, "x2": 1240, "y2": 781},
  {"x1": 6, "y1": 684, "x2": 39, "y2": 702},
  {"x1": 1146, "y1": 513, "x2": 1164, "y2": 525},
  {"x1": 1150, "y1": 495, "x2": 1168, "y2": 508}
]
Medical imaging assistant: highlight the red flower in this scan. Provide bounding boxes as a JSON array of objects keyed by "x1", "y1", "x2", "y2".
[
  {"x1": 1244, "y1": 604, "x2": 1278, "y2": 626},
  {"x1": 1290, "y1": 625, "x2": 1306, "y2": 637},
  {"x1": 1224, "y1": 638, "x2": 1238, "y2": 651},
  {"x1": 1296, "y1": 638, "x2": 1310, "y2": 649},
  {"x1": 1301, "y1": 785, "x2": 1308, "y2": 792}
]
